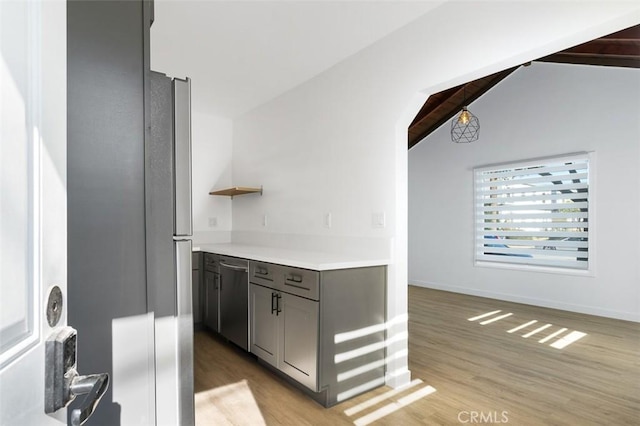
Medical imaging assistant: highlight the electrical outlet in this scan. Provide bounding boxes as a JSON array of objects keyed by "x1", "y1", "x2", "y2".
[
  {"x1": 323, "y1": 212, "x2": 332, "y2": 228},
  {"x1": 208, "y1": 217, "x2": 217, "y2": 227},
  {"x1": 372, "y1": 212, "x2": 386, "y2": 229}
]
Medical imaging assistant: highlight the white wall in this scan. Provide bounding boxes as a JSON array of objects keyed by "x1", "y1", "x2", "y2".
[
  {"x1": 191, "y1": 112, "x2": 233, "y2": 244},
  {"x1": 230, "y1": 67, "x2": 397, "y2": 254},
  {"x1": 231, "y1": 1, "x2": 639, "y2": 387},
  {"x1": 409, "y1": 62, "x2": 640, "y2": 322},
  {"x1": 151, "y1": 18, "x2": 234, "y2": 245}
]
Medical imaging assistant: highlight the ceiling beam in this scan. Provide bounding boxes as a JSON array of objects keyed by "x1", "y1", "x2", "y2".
[
  {"x1": 407, "y1": 24, "x2": 639, "y2": 150},
  {"x1": 408, "y1": 66, "x2": 519, "y2": 149},
  {"x1": 537, "y1": 24, "x2": 640, "y2": 68},
  {"x1": 536, "y1": 52, "x2": 640, "y2": 68},
  {"x1": 409, "y1": 86, "x2": 459, "y2": 128},
  {"x1": 600, "y1": 25, "x2": 640, "y2": 41}
]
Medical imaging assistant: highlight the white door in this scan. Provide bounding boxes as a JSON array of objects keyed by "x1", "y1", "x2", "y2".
[{"x1": 0, "y1": 1, "x2": 71, "y2": 424}]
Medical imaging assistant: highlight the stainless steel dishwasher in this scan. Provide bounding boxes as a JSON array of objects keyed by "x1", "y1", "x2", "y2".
[{"x1": 218, "y1": 256, "x2": 249, "y2": 350}]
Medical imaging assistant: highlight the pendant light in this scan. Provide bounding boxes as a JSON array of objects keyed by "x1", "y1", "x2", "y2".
[{"x1": 451, "y1": 85, "x2": 479, "y2": 143}]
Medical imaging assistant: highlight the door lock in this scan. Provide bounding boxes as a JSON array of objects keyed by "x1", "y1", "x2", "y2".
[
  {"x1": 45, "y1": 327, "x2": 109, "y2": 426},
  {"x1": 46, "y1": 285, "x2": 63, "y2": 327}
]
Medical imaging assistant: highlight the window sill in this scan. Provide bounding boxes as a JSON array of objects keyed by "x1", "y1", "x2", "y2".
[{"x1": 474, "y1": 260, "x2": 595, "y2": 277}]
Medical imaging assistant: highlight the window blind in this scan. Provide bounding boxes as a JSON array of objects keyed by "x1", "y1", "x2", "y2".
[{"x1": 475, "y1": 154, "x2": 590, "y2": 270}]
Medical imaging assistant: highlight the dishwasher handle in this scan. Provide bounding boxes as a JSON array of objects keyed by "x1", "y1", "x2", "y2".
[{"x1": 219, "y1": 261, "x2": 248, "y2": 272}]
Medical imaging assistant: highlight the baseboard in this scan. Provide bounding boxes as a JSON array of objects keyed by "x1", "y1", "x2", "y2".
[
  {"x1": 385, "y1": 369, "x2": 412, "y2": 389},
  {"x1": 409, "y1": 280, "x2": 640, "y2": 323}
]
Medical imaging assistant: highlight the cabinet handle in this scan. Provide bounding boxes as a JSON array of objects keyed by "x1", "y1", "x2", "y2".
[
  {"x1": 256, "y1": 268, "x2": 269, "y2": 276},
  {"x1": 285, "y1": 274, "x2": 303, "y2": 283},
  {"x1": 276, "y1": 293, "x2": 282, "y2": 316},
  {"x1": 271, "y1": 292, "x2": 277, "y2": 315}
]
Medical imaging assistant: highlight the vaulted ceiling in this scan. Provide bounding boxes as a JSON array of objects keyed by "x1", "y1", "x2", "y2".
[
  {"x1": 408, "y1": 24, "x2": 640, "y2": 149},
  {"x1": 152, "y1": 1, "x2": 440, "y2": 117}
]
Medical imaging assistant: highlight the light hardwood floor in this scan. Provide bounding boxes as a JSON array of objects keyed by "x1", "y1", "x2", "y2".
[{"x1": 194, "y1": 286, "x2": 640, "y2": 425}]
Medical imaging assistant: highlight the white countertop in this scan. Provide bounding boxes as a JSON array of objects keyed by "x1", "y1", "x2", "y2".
[{"x1": 193, "y1": 243, "x2": 389, "y2": 271}]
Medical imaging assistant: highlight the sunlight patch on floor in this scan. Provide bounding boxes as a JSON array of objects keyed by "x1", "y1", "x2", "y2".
[
  {"x1": 468, "y1": 310, "x2": 588, "y2": 350},
  {"x1": 480, "y1": 312, "x2": 513, "y2": 325},
  {"x1": 508, "y1": 320, "x2": 537, "y2": 333},
  {"x1": 522, "y1": 324, "x2": 552, "y2": 338},
  {"x1": 344, "y1": 379, "x2": 423, "y2": 417},
  {"x1": 348, "y1": 383, "x2": 437, "y2": 426},
  {"x1": 538, "y1": 327, "x2": 567, "y2": 343},
  {"x1": 195, "y1": 380, "x2": 265, "y2": 426},
  {"x1": 468, "y1": 310, "x2": 502, "y2": 322},
  {"x1": 550, "y1": 331, "x2": 587, "y2": 349}
]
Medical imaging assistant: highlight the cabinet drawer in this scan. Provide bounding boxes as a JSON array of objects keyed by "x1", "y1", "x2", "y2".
[
  {"x1": 281, "y1": 267, "x2": 319, "y2": 301},
  {"x1": 204, "y1": 253, "x2": 218, "y2": 271},
  {"x1": 249, "y1": 261, "x2": 281, "y2": 288}
]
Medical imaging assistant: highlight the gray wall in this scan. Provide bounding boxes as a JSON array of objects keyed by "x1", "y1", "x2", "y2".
[
  {"x1": 67, "y1": 1, "x2": 152, "y2": 423},
  {"x1": 409, "y1": 62, "x2": 640, "y2": 321}
]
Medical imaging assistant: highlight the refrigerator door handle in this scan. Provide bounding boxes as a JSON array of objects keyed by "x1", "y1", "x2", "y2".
[
  {"x1": 175, "y1": 239, "x2": 193, "y2": 317},
  {"x1": 173, "y1": 77, "x2": 192, "y2": 237},
  {"x1": 174, "y1": 239, "x2": 194, "y2": 425}
]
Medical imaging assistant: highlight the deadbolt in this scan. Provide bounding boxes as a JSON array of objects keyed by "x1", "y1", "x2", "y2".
[{"x1": 46, "y1": 286, "x2": 63, "y2": 327}]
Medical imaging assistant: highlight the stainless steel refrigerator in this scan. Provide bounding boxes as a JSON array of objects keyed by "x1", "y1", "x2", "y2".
[{"x1": 147, "y1": 72, "x2": 194, "y2": 425}]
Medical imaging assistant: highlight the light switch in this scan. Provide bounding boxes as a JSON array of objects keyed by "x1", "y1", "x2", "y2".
[
  {"x1": 324, "y1": 212, "x2": 332, "y2": 228},
  {"x1": 372, "y1": 212, "x2": 386, "y2": 228}
]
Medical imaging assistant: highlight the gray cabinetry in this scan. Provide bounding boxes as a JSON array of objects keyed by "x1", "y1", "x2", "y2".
[
  {"x1": 192, "y1": 252, "x2": 202, "y2": 325},
  {"x1": 250, "y1": 261, "x2": 320, "y2": 390},
  {"x1": 279, "y1": 292, "x2": 318, "y2": 390},
  {"x1": 203, "y1": 253, "x2": 219, "y2": 332},
  {"x1": 250, "y1": 281, "x2": 319, "y2": 390},
  {"x1": 249, "y1": 283, "x2": 278, "y2": 366},
  {"x1": 318, "y1": 267, "x2": 386, "y2": 406},
  {"x1": 249, "y1": 260, "x2": 386, "y2": 406}
]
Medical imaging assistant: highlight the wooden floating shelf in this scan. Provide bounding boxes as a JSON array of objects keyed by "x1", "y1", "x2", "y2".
[{"x1": 209, "y1": 186, "x2": 263, "y2": 198}]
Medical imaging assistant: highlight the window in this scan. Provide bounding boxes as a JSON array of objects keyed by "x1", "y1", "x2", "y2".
[{"x1": 474, "y1": 153, "x2": 591, "y2": 271}]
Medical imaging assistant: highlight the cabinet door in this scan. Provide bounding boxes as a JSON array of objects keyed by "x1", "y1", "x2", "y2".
[
  {"x1": 192, "y1": 269, "x2": 201, "y2": 323},
  {"x1": 204, "y1": 271, "x2": 218, "y2": 331},
  {"x1": 279, "y1": 293, "x2": 319, "y2": 391},
  {"x1": 249, "y1": 284, "x2": 278, "y2": 367}
]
